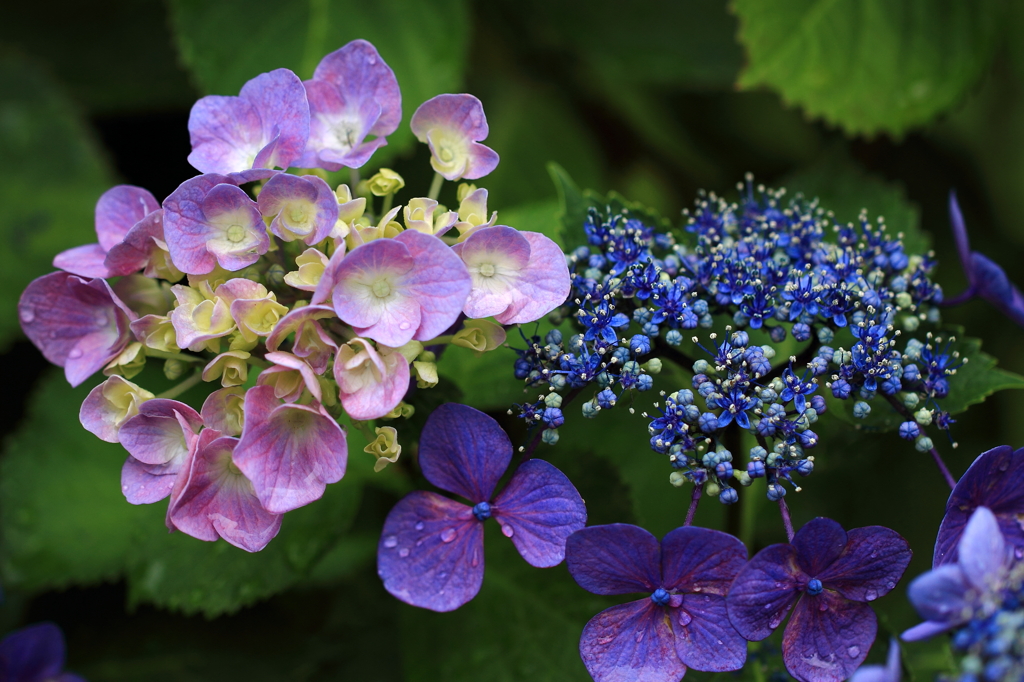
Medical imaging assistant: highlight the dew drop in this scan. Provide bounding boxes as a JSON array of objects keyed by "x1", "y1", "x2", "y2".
[
  {"x1": 768, "y1": 613, "x2": 783, "y2": 629},
  {"x1": 441, "y1": 527, "x2": 457, "y2": 543},
  {"x1": 869, "y1": 551, "x2": 878, "y2": 559},
  {"x1": 999, "y1": 459, "x2": 1011, "y2": 472},
  {"x1": 95, "y1": 312, "x2": 109, "y2": 327},
  {"x1": 398, "y1": 548, "x2": 410, "y2": 558},
  {"x1": 399, "y1": 322, "x2": 411, "y2": 331},
  {"x1": 19, "y1": 308, "x2": 34, "y2": 323},
  {"x1": 438, "y1": 571, "x2": 447, "y2": 580},
  {"x1": 1016, "y1": 547, "x2": 1024, "y2": 560},
  {"x1": 383, "y1": 535, "x2": 398, "y2": 548},
  {"x1": 501, "y1": 524, "x2": 515, "y2": 538},
  {"x1": 818, "y1": 600, "x2": 828, "y2": 612},
  {"x1": 471, "y1": 550, "x2": 480, "y2": 567},
  {"x1": 439, "y1": 589, "x2": 445, "y2": 595},
  {"x1": 764, "y1": 603, "x2": 773, "y2": 610},
  {"x1": 677, "y1": 610, "x2": 693, "y2": 626},
  {"x1": 415, "y1": 521, "x2": 425, "y2": 531},
  {"x1": 886, "y1": 581, "x2": 895, "y2": 590},
  {"x1": 416, "y1": 539, "x2": 424, "y2": 547},
  {"x1": 68, "y1": 347, "x2": 83, "y2": 359},
  {"x1": 774, "y1": 582, "x2": 783, "y2": 588},
  {"x1": 865, "y1": 589, "x2": 878, "y2": 602},
  {"x1": 847, "y1": 646, "x2": 860, "y2": 658}
]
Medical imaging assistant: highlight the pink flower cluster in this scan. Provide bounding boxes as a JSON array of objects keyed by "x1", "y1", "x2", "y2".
[{"x1": 17, "y1": 40, "x2": 569, "y2": 552}]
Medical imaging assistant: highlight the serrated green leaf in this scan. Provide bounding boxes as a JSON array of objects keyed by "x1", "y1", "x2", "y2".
[
  {"x1": 0, "y1": 53, "x2": 115, "y2": 349},
  {"x1": 167, "y1": 0, "x2": 469, "y2": 168},
  {"x1": 941, "y1": 328, "x2": 1024, "y2": 414},
  {"x1": 733, "y1": 0, "x2": 1005, "y2": 137}
]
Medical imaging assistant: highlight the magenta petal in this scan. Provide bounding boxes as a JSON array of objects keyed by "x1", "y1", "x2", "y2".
[
  {"x1": 566, "y1": 524, "x2": 661, "y2": 595},
  {"x1": 672, "y1": 593, "x2": 747, "y2": 672},
  {"x1": 934, "y1": 445, "x2": 1024, "y2": 566},
  {"x1": 377, "y1": 491, "x2": 483, "y2": 612},
  {"x1": 793, "y1": 517, "x2": 848, "y2": 576},
  {"x1": 313, "y1": 39, "x2": 401, "y2": 137},
  {"x1": 188, "y1": 95, "x2": 264, "y2": 174},
  {"x1": 53, "y1": 243, "x2": 111, "y2": 278},
  {"x1": 95, "y1": 185, "x2": 160, "y2": 251},
  {"x1": 121, "y1": 455, "x2": 177, "y2": 504},
  {"x1": 463, "y1": 142, "x2": 500, "y2": 180},
  {"x1": 418, "y1": 403, "x2": 512, "y2": 503},
  {"x1": 491, "y1": 459, "x2": 587, "y2": 567},
  {"x1": 817, "y1": 526, "x2": 912, "y2": 602},
  {"x1": 394, "y1": 229, "x2": 472, "y2": 342},
  {"x1": 579, "y1": 599, "x2": 686, "y2": 682},
  {"x1": 335, "y1": 342, "x2": 410, "y2": 421},
  {"x1": 0, "y1": 622, "x2": 66, "y2": 682},
  {"x1": 169, "y1": 434, "x2": 282, "y2": 552},
  {"x1": 661, "y1": 526, "x2": 747, "y2": 595},
  {"x1": 118, "y1": 399, "x2": 202, "y2": 465},
  {"x1": 782, "y1": 592, "x2": 876, "y2": 682},
  {"x1": 495, "y1": 231, "x2": 571, "y2": 324},
  {"x1": 232, "y1": 386, "x2": 347, "y2": 513},
  {"x1": 726, "y1": 543, "x2": 803, "y2": 641},
  {"x1": 265, "y1": 304, "x2": 336, "y2": 351}
]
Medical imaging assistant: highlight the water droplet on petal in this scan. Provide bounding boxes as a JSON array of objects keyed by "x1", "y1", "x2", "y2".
[
  {"x1": 398, "y1": 547, "x2": 410, "y2": 558},
  {"x1": 415, "y1": 539, "x2": 424, "y2": 547},
  {"x1": 764, "y1": 603, "x2": 773, "y2": 610},
  {"x1": 501, "y1": 524, "x2": 515, "y2": 538},
  {"x1": 19, "y1": 308, "x2": 34, "y2": 323},
  {"x1": 635, "y1": 630, "x2": 645, "y2": 643},
  {"x1": 1016, "y1": 546, "x2": 1024, "y2": 560},
  {"x1": 869, "y1": 551, "x2": 878, "y2": 559},
  {"x1": 399, "y1": 322, "x2": 411, "y2": 331},
  {"x1": 415, "y1": 521, "x2": 424, "y2": 531},
  {"x1": 847, "y1": 646, "x2": 860, "y2": 658},
  {"x1": 818, "y1": 600, "x2": 828, "y2": 612},
  {"x1": 471, "y1": 549, "x2": 480, "y2": 567},
  {"x1": 677, "y1": 610, "x2": 693, "y2": 626},
  {"x1": 865, "y1": 589, "x2": 878, "y2": 602},
  {"x1": 999, "y1": 459, "x2": 1011, "y2": 472},
  {"x1": 383, "y1": 535, "x2": 398, "y2": 548},
  {"x1": 440, "y1": 527, "x2": 457, "y2": 543},
  {"x1": 768, "y1": 613, "x2": 783, "y2": 629},
  {"x1": 68, "y1": 347, "x2": 83, "y2": 359},
  {"x1": 95, "y1": 312, "x2": 109, "y2": 326},
  {"x1": 437, "y1": 571, "x2": 447, "y2": 580}
]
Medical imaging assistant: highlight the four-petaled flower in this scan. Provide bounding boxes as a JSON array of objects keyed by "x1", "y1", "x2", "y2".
[
  {"x1": 0, "y1": 622, "x2": 85, "y2": 682},
  {"x1": 410, "y1": 94, "x2": 499, "y2": 181},
  {"x1": 726, "y1": 517, "x2": 911, "y2": 682},
  {"x1": 377, "y1": 403, "x2": 586, "y2": 611},
  {"x1": 566, "y1": 523, "x2": 748, "y2": 682}
]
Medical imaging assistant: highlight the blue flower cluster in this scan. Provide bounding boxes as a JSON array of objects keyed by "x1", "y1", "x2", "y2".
[
  {"x1": 512, "y1": 180, "x2": 963, "y2": 503},
  {"x1": 946, "y1": 566, "x2": 1024, "y2": 682}
]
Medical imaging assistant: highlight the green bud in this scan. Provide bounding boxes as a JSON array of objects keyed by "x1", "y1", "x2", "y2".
[
  {"x1": 733, "y1": 470, "x2": 752, "y2": 486},
  {"x1": 163, "y1": 358, "x2": 185, "y2": 381},
  {"x1": 902, "y1": 315, "x2": 920, "y2": 332},
  {"x1": 366, "y1": 168, "x2": 405, "y2": 196},
  {"x1": 693, "y1": 359, "x2": 710, "y2": 374},
  {"x1": 669, "y1": 471, "x2": 687, "y2": 488},
  {"x1": 705, "y1": 481, "x2": 721, "y2": 497},
  {"x1": 902, "y1": 392, "x2": 920, "y2": 409},
  {"x1": 542, "y1": 428, "x2": 559, "y2": 445},
  {"x1": 914, "y1": 408, "x2": 933, "y2": 426},
  {"x1": 265, "y1": 263, "x2": 286, "y2": 288},
  {"x1": 895, "y1": 292, "x2": 913, "y2": 308},
  {"x1": 544, "y1": 392, "x2": 563, "y2": 408},
  {"x1": 761, "y1": 345, "x2": 776, "y2": 359},
  {"x1": 643, "y1": 358, "x2": 663, "y2": 375},
  {"x1": 915, "y1": 435, "x2": 934, "y2": 452}
]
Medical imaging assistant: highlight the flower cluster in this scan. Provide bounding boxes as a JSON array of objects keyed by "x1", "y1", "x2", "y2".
[
  {"x1": 17, "y1": 40, "x2": 569, "y2": 552},
  {"x1": 513, "y1": 179, "x2": 965, "y2": 503}
]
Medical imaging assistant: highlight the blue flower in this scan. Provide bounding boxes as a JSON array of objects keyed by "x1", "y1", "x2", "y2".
[{"x1": 0, "y1": 622, "x2": 85, "y2": 682}]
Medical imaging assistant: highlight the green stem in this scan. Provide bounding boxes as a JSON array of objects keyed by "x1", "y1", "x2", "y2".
[
  {"x1": 427, "y1": 172, "x2": 444, "y2": 201},
  {"x1": 381, "y1": 192, "x2": 394, "y2": 216},
  {"x1": 349, "y1": 168, "x2": 360, "y2": 190},
  {"x1": 145, "y1": 349, "x2": 204, "y2": 363},
  {"x1": 155, "y1": 371, "x2": 203, "y2": 400}
]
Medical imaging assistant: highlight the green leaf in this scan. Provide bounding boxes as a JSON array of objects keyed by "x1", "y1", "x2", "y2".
[
  {"x1": 942, "y1": 329, "x2": 1024, "y2": 414},
  {"x1": 0, "y1": 53, "x2": 115, "y2": 348},
  {"x1": 733, "y1": 0, "x2": 1005, "y2": 137},
  {"x1": 168, "y1": 0, "x2": 470, "y2": 166},
  {"x1": 782, "y1": 146, "x2": 928, "y2": 252}
]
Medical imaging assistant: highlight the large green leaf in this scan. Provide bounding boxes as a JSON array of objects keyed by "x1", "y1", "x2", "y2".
[
  {"x1": 733, "y1": 0, "x2": 1005, "y2": 137},
  {"x1": 941, "y1": 329, "x2": 1024, "y2": 415},
  {"x1": 0, "y1": 53, "x2": 115, "y2": 348},
  {"x1": 168, "y1": 0, "x2": 470, "y2": 166}
]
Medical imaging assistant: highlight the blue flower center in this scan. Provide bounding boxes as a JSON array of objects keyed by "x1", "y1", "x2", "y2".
[
  {"x1": 807, "y1": 578, "x2": 823, "y2": 596},
  {"x1": 650, "y1": 588, "x2": 671, "y2": 606},
  {"x1": 472, "y1": 501, "x2": 492, "y2": 521}
]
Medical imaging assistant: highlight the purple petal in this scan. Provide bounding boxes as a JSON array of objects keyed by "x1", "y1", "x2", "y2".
[
  {"x1": 579, "y1": 599, "x2": 686, "y2": 682},
  {"x1": 491, "y1": 459, "x2": 587, "y2": 567},
  {"x1": 418, "y1": 403, "x2": 511, "y2": 503},
  {"x1": 934, "y1": 445, "x2": 1024, "y2": 566},
  {"x1": 782, "y1": 592, "x2": 876, "y2": 682},
  {"x1": 377, "y1": 490, "x2": 483, "y2": 612},
  {"x1": 454, "y1": 225, "x2": 531, "y2": 319},
  {"x1": 79, "y1": 375, "x2": 152, "y2": 443},
  {"x1": 201, "y1": 387, "x2": 246, "y2": 437},
  {"x1": 900, "y1": 619, "x2": 956, "y2": 642},
  {"x1": 906, "y1": 564, "x2": 970, "y2": 625},
  {"x1": 850, "y1": 638, "x2": 901, "y2": 682},
  {"x1": 394, "y1": 229, "x2": 472, "y2": 342},
  {"x1": 163, "y1": 173, "x2": 235, "y2": 274},
  {"x1": 412, "y1": 94, "x2": 489, "y2": 144},
  {"x1": 53, "y1": 243, "x2": 111, "y2": 278},
  {"x1": 494, "y1": 231, "x2": 571, "y2": 324},
  {"x1": 726, "y1": 543, "x2": 803, "y2": 641},
  {"x1": 672, "y1": 593, "x2": 747, "y2": 672},
  {"x1": 565, "y1": 524, "x2": 661, "y2": 595},
  {"x1": 265, "y1": 304, "x2": 336, "y2": 351},
  {"x1": 168, "y1": 434, "x2": 282, "y2": 552},
  {"x1": 334, "y1": 340, "x2": 410, "y2": 421},
  {"x1": 0, "y1": 622, "x2": 65, "y2": 681},
  {"x1": 793, "y1": 517, "x2": 848, "y2": 577},
  {"x1": 958, "y1": 506, "x2": 1008, "y2": 590},
  {"x1": 817, "y1": 526, "x2": 912, "y2": 602},
  {"x1": 118, "y1": 399, "x2": 203, "y2": 465},
  {"x1": 241, "y1": 68, "x2": 309, "y2": 171},
  {"x1": 104, "y1": 210, "x2": 167, "y2": 277},
  {"x1": 313, "y1": 39, "x2": 401, "y2": 137},
  {"x1": 121, "y1": 455, "x2": 178, "y2": 504},
  {"x1": 199, "y1": 183, "x2": 269, "y2": 271},
  {"x1": 257, "y1": 173, "x2": 337, "y2": 244},
  {"x1": 19, "y1": 272, "x2": 134, "y2": 387},
  {"x1": 661, "y1": 526, "x2": 747, "y2": 595},
  {"x1": 95, "y1": 185, "x2": 160, "y2": 251},
  {"x1": 948, "y1": 191, "x2": 974, "y2": 287},
  {"x1": 232, "y1": 386, "x2": 347, "y2": 513}
]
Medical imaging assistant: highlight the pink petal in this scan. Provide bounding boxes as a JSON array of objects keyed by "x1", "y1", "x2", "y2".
[
  {"x1": 95, "y1": 185, "x2": 160, "y2": 251},
  {"x1": 579, "y1": 599, "x2": 686, "y2": 682},
  {"x1": 241, "y1": 68, "x2": 310, "y2": 172},
  {"x1": 104, "y1": 210, "x2": 166, "y2": 277},
  {"x1": 313, "y1": 39, "x2": 401, "y2": 137},
  {"x1": 454, "y1": 225, "x2": 531, "y2": 319},
  {"x1": 118, "y1": 399, "x2": 202, "y2": 465},
  {"x1": 201, "y1": 387, "x2": 246, "y2": 437},
  {"x1": 257, "y1": 173, "x2": 338, "y2": 244},
  {"x1": 377, "y1": 491, "x2": 483, "y2": 612},
  {"x1": 163, "y1": 173, "x2": 236, "y2": 275},
  {"x1": 411, "y1": 93, "x2": 489, "y2": 144},
  {"x1": 121, "y1": 455, "x2": 178, "y2": 504},
  {"x1": 52, "y1": 243, "x2": 111, "y2": 278},
  {"x1": 187, "y1": 96, "x2": 264, "y2": 175},
  {"x1": 260, "y1": 351, "x2": 323, "y2": 403},
  {"x1": 335, "y1": 340, "x2": 410, "y2": 420},
  {"x1": 394, "y1": 229, "x2": 471, "y2": 342},
  {"x1": 495, "y1": 232, "x2": 571, "y2": 324}
]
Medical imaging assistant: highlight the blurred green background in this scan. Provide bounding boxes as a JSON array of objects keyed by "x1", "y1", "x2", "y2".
[{"x1": 1, "y1": 0, "x2": 1023, "y2": 679}]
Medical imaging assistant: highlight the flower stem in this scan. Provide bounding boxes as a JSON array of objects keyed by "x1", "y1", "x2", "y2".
[
  {"x1": 520, "y1": 386, "x2": 584, "y2": 462},
  {"x1": 349, "y1": 168, "x2": 360, "y2": 190},
  {"x1": 381, "y1": 192, "x2": 394, "y2": 216},
  {"x1": 155, "y1": 370, "x2": 203, "y2": 400},
  {"x1": 778, "y1": 497, "x2": 795, "y2": 542},
  {"x1": 145, "y1": 349, "x2": 204, "y2": 363},
  {"x1": 883, "y1": 394, "x2": 957, "y2": 489},
  {"x1": 684, "y1": 485, "x2": 702, "y2": 526},
  {"x1": 427, "y1": 172, "x2": 444, "y2": 201}
]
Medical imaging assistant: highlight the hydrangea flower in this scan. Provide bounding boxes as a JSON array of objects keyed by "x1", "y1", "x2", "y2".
[
  {"x1": 79, "y1": 375, "x2": 154, "y2": 443},
  {"x1": 117, "y1": 398, "x2": 203, "y2": 504},
  {"x1": 298, "y1": 39, "x2": 401, "y2": 171},
  {"x1": 946, "y1": 191, "x2": 1024, "y2": 327},
  {"x1": 727, "y1": 517, "x2": 912, "y2": 682},
  {"x1": 903, "y1": 507, "x2": 1010, "y2": 642},
  {"x1": 187, "y1": 68, "x2": 309, "y2": 182},
  {"x1": 256, "y1": 173, "x2": 338, "y2": 244},
  {"x1": 933, "y1": 445, "x2": 1024, "y2": 567},
  {"x1": 410, "y1": 94, "x2": 499, "y2": 181},
  {"x1": 0, "y1": 622, "x2": 85, "y2": 682},
  {"x1": 850, "y1": 638, "x2": 901, "y2": 682},
  {"x1": 334, "y1": 338, "x2": 410, "y2": 420},
  {"x1": 53, "y1": 185, "x2": 159, "y2": 278},
  {"x1": 18, "y1": 272, "x2": 136, "y2": 387},
  {"x1": 452, "y1": 225, "x2": 570, "y2": 324},
  {"x1": 566, "y1": 523, "x2": 748, "y2": 682},
  {"x1": 377, "y1": 403, "x2": 586, "y2": 612}
]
